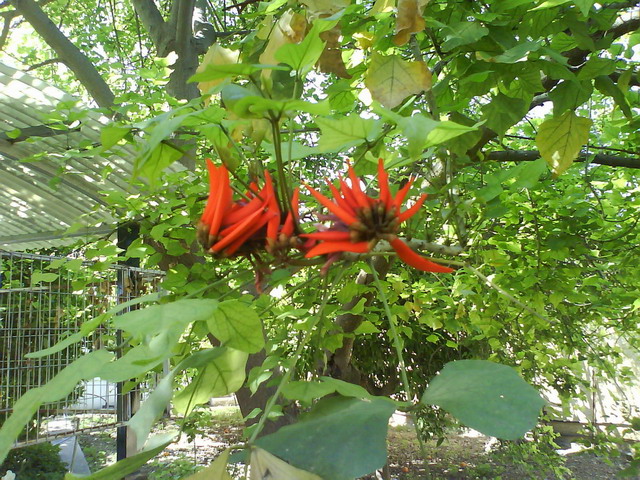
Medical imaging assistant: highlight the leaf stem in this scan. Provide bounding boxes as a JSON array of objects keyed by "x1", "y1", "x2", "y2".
[
  {"x1": 369, "y1": 259, "x2": 429, "y2": 463},
  {"x1": 247, "y1": 267, "x2": 348, "y2": 444}
]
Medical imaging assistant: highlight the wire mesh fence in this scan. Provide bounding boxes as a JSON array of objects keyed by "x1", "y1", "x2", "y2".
[{"x1": 0, "y1": 251, "x2": 164, "y2": 448}]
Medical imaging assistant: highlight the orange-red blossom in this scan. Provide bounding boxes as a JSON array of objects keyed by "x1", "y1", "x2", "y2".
[
  {"x1": 197, "y1": 159, "x2": 299, "y2": 257},
  {"x1": 302, "y1": 160, "x2": 453, "y2": 273}
]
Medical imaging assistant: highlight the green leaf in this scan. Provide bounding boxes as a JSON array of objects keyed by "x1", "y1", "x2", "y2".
[
  {"x1": 184, "y1": 448, "x2": 233, "y2": 480},
  {"x1": 425, "y1": 120, "x2": 483, "y2": 147},
  {"x1": 573, "y1": 0, "x2": 594, "y2": 15},
  {"x1": 189, "y1": 63, "x2": 288, "y2": 82},
  {"x1": 282, "y1": 380, "x2": 336, "y2": 404},
  {"x1": 421, "y1": 360, "x2": 545, "y2": 440},
  {"x1": 594, "y1": 75, "x2": 633, "y2": 120},
  {"x1": 250, "y1": 447, "x2": 322, "y2": 480},
  {"x1": 101, "y1": 125, "x2": 131, "y2": 149},
  {"x1": 256, "y1": 396, "x2": 396, "y2": 480},
  {"x1": 577, "y1": 56, "x2": 616, "y2": 80},
  {"x1": 128, "y1": 348, "x2": 226, "y2": 450},
  {"x1": 492, "y1": 41, "x2": 541, "y2": 63},
  {"x1": 482, "y1": 93, "x2": 528, "y2": 136},
  {"x1": 207, "y1": 300, "x2": 265, "y2": 353},
  {"x1": 315, "y1": 114, "x2": 383, "y2": 153},
  {"x1": 530, "y1": 0, "x2": 571, "y2": 10},
  {"x1": 134, "y1": 114, "x2": 187, "y2": 181},
  {"x1": 275, "y1": 19, "x2": 338, "y2": 74},
  {"x1": 535, "y1": 111, "x2": 591, "y2": 176},
  {"x1": 64, "y1": 434, "x2": 175, "y2": 480},
  {"x1": 30, "y1": 271, "x2": 59, "y2": 284},
  {"x1": 549, "y1": 80, "x2": 593, "y2": 114},
  {"x1": 173, "y1": 348, "x2": 248, "y2": 415},
  {"x1": 137, "y1": 141, "x2": 183, "y2": 184},
  {"x1": 442, "y1": 22, "x2": 489, "y2": 51},
  {"x1": 364, "y1": 53, "x2": 432, "y2": 109},
  {"x1": 113, "y1": 299, "x2": 219, "y2": 337},
  {"x1": 395, "y1": 114, "x2": 440, "y2": 158},
  {"x1": 0, "y1": 350, "x2": 114, "y2": 464},
  {"x1": 354, "y1": 320, "x2": 380, "y2": 334},
  {"x1": 319, "y1": 376, "x2": 373, "y2": 399}
]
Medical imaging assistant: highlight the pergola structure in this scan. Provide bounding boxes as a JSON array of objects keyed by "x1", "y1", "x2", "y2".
[{"x1": 0, "y1": 62, "x2": 149, "y2": 251}]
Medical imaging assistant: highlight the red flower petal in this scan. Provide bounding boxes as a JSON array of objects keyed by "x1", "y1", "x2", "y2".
[
  {"x1": 212, "y1": 207, "x2": 264, "y2": 252},
  {"x1": 209, "y1": 164, "x2": 233, "y2": 237},
  {"x1": 201, "y1": 160, "x2": 219, "y2": 225},
  {"x1": 300, "y1": 231, "x2": 352, "y2": 241},
  {"x1": 326, "y1": 179, "x2": 357, "y2": 216},
  {"x1": 347, "y1": 163, "x2": 372, "y2": 208},
  {"x1": 305, "y1": 183, "x2": 358, "y2": 225},
  {"x1": 225, "y1": 211, "x2": 275, "y2": 256},
  {"x1": 397, "y1": 194, "x2": 427, "y2": 223},
  {"x1": 389, "y1": 238, "x2": 454, "y2": 273},
  {"x1": 394, "y1": 177, "x2": 415, "y2": 211},
  {"x1": 339, "y1": 178, "x2": 361, "y2": 211},
  {"x1": 304, "y1": 240, "x2": 370, "y2": 258},
  {"x1": 377, "y1": 158, "x2": 392, "y2": 209}
]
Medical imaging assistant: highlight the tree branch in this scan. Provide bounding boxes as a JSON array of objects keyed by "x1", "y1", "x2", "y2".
[
  {"x1": 174, "y1": 0, "x2": 195, "y2": 56},
  {"x1": 0, "y1": 10, "x2": 14, "y2": 50},
  {"x1": 24, "y1": 57, "x2": 68, "y2": 70},
  {"x1": 487, "y1": 150, "x2": 640, "y2": 169},
  {"x1": 131, "y1": 0, "x2": 173, "y2": 56},
  {"x1": 12, "y1": 0, "x2": 115, "y2": 108}
]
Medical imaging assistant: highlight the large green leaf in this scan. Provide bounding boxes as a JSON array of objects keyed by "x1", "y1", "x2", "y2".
[
  {"x1": 113, "y1": 299, "x2": 219, "y2": 337},
  {"x1": 256, "y1": 396, "x2": 396, "y2": 480},
  {"x1": 128, "y1": 348, "x2": 226, "y2": 450},
  {"x1": 173, "y1": 348, "x2": 248, "y2": 415},
  {"x1": 535, "y1": 111, "x2": 592, "y2": 176},
  {"x1": 482, "y1": 93, "x2": 528, "y2": 136},
  {"x1": 315, "y1": 114, "x2": 383, "y2": 152},
  {"x1": 0, "y1": 350, "x2": 114, "y2": 464},
  {"x1": 207, "y1": 300, "x2": 265, "y2": 353},
  {"x1": 275, "y1": 18, "x2": 337, "y2": 74},
  {"x1": 421, "y1": 360, "x2": 545, "y2": 440},
  {"x1": 364, "y1": 53, "x2": 432, "y2": 109}
]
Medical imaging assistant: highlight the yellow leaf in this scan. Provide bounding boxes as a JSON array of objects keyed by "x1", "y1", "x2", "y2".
[
  {"x1": 535, "y1": 111, "x2": 592, "y2": 177},
  {"x1": 371, "y1": 0, "x2": 396, "y2": 15},
  {"x1": 317, "y1": 25, "x2": 351, "y2": 79},
  {"x1": 250, "y1": 447, "x2": 323, "y2": 480},
  {"x1": 259, "y1": 10, "x2": 307, "y2": 78},
  {"x1": 300, "y1": 0, "x2": 349, "y2": 17},
  {"x1": 184, "y1": 448, "x2": 233, "y2": 480},
  {"x1": 393, "y1": 0, "x2": 429, "y2": 46},
  {"x1": 196, "y1": 44, "x2": 240, "y2": 95},
  {"x1": 364, "y1": 53, "x2": 432, "y2": 109}
]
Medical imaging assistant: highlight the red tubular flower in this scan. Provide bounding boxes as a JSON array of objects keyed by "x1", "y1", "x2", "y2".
[
  {"x1": 303, "y1": 159, "x2": 454, "y2": 273},
  {"x1": 197, "y1": 160, "x2": 283, "y2": 257}
]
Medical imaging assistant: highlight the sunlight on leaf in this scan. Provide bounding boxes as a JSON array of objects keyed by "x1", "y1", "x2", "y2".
[
  {"x1": 207, "y1": 299, "x2": 265, "y2": 353},
  {"x1": 250, "y1": 447, "x2": 323, "y2": 480},
  {"x1": 184, "y1": 448, "x2": 233, "y2": 480},
  {"x1": 315, "y1": 114, "x2": 383, "y2": 152},
  {"x1": 364, "y1": 53, "x2": 432, "y2": 109},
  {"x1": 535, "y1": 111, "x2": 591, "y2": 176},
  {"x1": 394, "y1": 0, "x2": 429, "y2": 46}
]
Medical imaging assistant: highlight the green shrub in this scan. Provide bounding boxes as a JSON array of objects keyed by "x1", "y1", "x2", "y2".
[{"x1": 0, "y1": 443, "x2": 67, "y2": 480}]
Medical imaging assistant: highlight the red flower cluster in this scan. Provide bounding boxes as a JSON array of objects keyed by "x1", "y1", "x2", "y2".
[
  {"x1": 198, "y1": 159, "x2": 453, "y2": 274},
  {"x1": 302, "y1": 160, "x2": 453, "y2": 273},
  {"x1": 196, "y1": 160, "x2": 298, "y2": 257}
]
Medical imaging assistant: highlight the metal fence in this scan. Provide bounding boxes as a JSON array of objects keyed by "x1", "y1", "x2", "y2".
[{"x1": 0, "y1": 250, "x2": 164, "y2": 448}]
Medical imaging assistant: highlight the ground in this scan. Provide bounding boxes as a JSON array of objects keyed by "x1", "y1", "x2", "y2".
[{"x1": 75, "y1": 405, "x2": 635, "y2": 479}]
